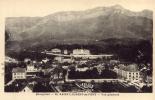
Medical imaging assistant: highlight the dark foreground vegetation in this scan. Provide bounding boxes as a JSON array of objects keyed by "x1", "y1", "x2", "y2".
[{"x1": 68, "y1": 68, "x2": 117, "y2": 79}]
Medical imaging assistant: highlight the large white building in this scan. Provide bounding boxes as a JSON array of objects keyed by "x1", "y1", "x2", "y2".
[
  {"x1": 12, "y1": 67, "x2": 26, "y2": 80},
  {"x1": 73, "y1": 49, "x2": 90, "y2": 55},
  {"x1": 114, "y1": 64, "x2": 140, "y2": 82}
]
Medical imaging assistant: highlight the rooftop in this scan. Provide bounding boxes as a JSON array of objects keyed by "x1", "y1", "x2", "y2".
[
  {"x1": 51, "y1": 48, "x2": 61, "y2": 51},
  {"x1": 12, "y1": 67, "x2": 26, "y2": 73},
  {"x1": 118, "y1": 64, "x2": 139, "y2": 72}
]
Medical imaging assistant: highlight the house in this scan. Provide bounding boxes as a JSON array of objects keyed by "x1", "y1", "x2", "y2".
[
  {"x1": 52, "y1": 72, "x2": 63, "y2": 79},
  {"x1": 21, "y1": 85, "x2": 33, "y2": 92},
  {"x1": 115, "y1": 64, "x2": 140, "y2": 82},
  {"x1": 63, "y1": 49, "x2": 68, "y2": 55},
  {"x1": 62, "y1": 66, "x2": 68, "y2": 69},
  {"x1": 54, "y1": 56, "x2": 63, "y2": 62},
  {"x1": 26, "y1": 64, "x2": 38, "y2": 72},
  {"x1": 24, "y1": 58, "x2": 31, "y2": 63},
  {"x1": 76, "y1": 67, "x2": 89, "y2": 72},
  {"x1": 26, "y1": 63, "x2": 39, "y2": 77},
  {"x1": 5, "y1": 56, "x2": 18, "y2": 63},
  {"x1": 73, "y1": 49, "x2": 90, "y2": 55},
  {"x1": 80, "y1": 82, "x2": 93, "y2": 89},
  {"x1": 42, "y1": 58, "x2": 49, "y2": 63},
  {"x1": 12, "y1": 67, "x2": 26, "y2": 80},
  {"x1": 51, "y1": 48, "x2": 61, "y2": 54}
]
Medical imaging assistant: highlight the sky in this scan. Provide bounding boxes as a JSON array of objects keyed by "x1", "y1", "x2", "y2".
[{"x1": 0, "y1": 0, "x2": 154, "y2": 17}]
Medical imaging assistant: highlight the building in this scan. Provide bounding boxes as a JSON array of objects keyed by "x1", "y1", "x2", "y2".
[
  {"x1": 80, "y1": 82, "x2": 94, "y2": 89},
  {"x1": 62, "y1": 66, "x2": 68, "y2": 69},
  {"x1": 26, "y1": 63, "x2": 38, "y2": 72},
  {"x1": 42, "y1": 58, "x2": 49, "y2": 63},
  {"x1": 63, "y1": 49, "x2": 68, "y2": 55},
  {"x1": 76, "y1": 67, "x2": 89, "y2": 72},
  {"x1": 51, "y1": 48, "x2": 61, "y2": 54},
  {"x1": 62, "y1": 57, "x2": 73, "y2": 63},
  {"x1": 52, "y1": 72, "x2": 63, "y2": 80},
  {"x1": 78, "y1": 60, "x2": 88, "y2": 64},
  {"x1": 76, "y1": 65, "x2": 89, "y2": 72},
  {"x1": 54, "y1": 56, "x2": 63, "y2": 62},
  {"x1": 73, "y1": 49, "x2": 90, "y2": 55},
  {"x1": 12, "y1": 67, "x2": 26, "y2": 80},
  {"x1": 26, "y1": 63, "x2": 38, "y2": 77},
  {"x1": 115, "y1": 64, "x2": 140, "y2": 82},
  {"x1": 24, "y1": 58, "x2": 31, "y2": 63},
  {"x1": 21, "y1": 85, "x2": 33, "y2": 92},
  {"x1": 5, "y1": 56, "x2": 18, "y2": 63}
]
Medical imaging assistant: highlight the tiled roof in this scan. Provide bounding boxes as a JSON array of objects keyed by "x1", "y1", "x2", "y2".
[
  {"x1": 12, "y1": 67, "x2": 26, "y2": 73},
  {"x1": 22, "y1": 84, "x2": 34, "y2": 92},
  {"x1": 118, "y1": 64, "x2": 139, "y2": 72}
]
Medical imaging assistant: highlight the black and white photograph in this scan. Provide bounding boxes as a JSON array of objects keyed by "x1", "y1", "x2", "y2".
[{"x1": 4, "y1": 0, "x2": 153, "y2": 93}]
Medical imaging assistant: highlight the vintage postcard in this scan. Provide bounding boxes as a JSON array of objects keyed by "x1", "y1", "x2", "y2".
[{"x1": 0, "y1": 0, "x2": 154, "y2": 100}]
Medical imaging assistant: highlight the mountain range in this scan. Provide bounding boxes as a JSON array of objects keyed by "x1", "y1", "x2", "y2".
[{"x1": 5, "y1": 5, "x2": 153, "y2": 50}]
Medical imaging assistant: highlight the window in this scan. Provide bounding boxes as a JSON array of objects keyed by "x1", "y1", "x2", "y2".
[{"x1": 129, "y1": 75, "x2": 131, "y2": 77}]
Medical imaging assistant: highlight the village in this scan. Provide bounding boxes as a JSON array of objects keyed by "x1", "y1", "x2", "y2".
[{"x1": 5, "y1": 48, "x2": 152, "y2": 92}]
